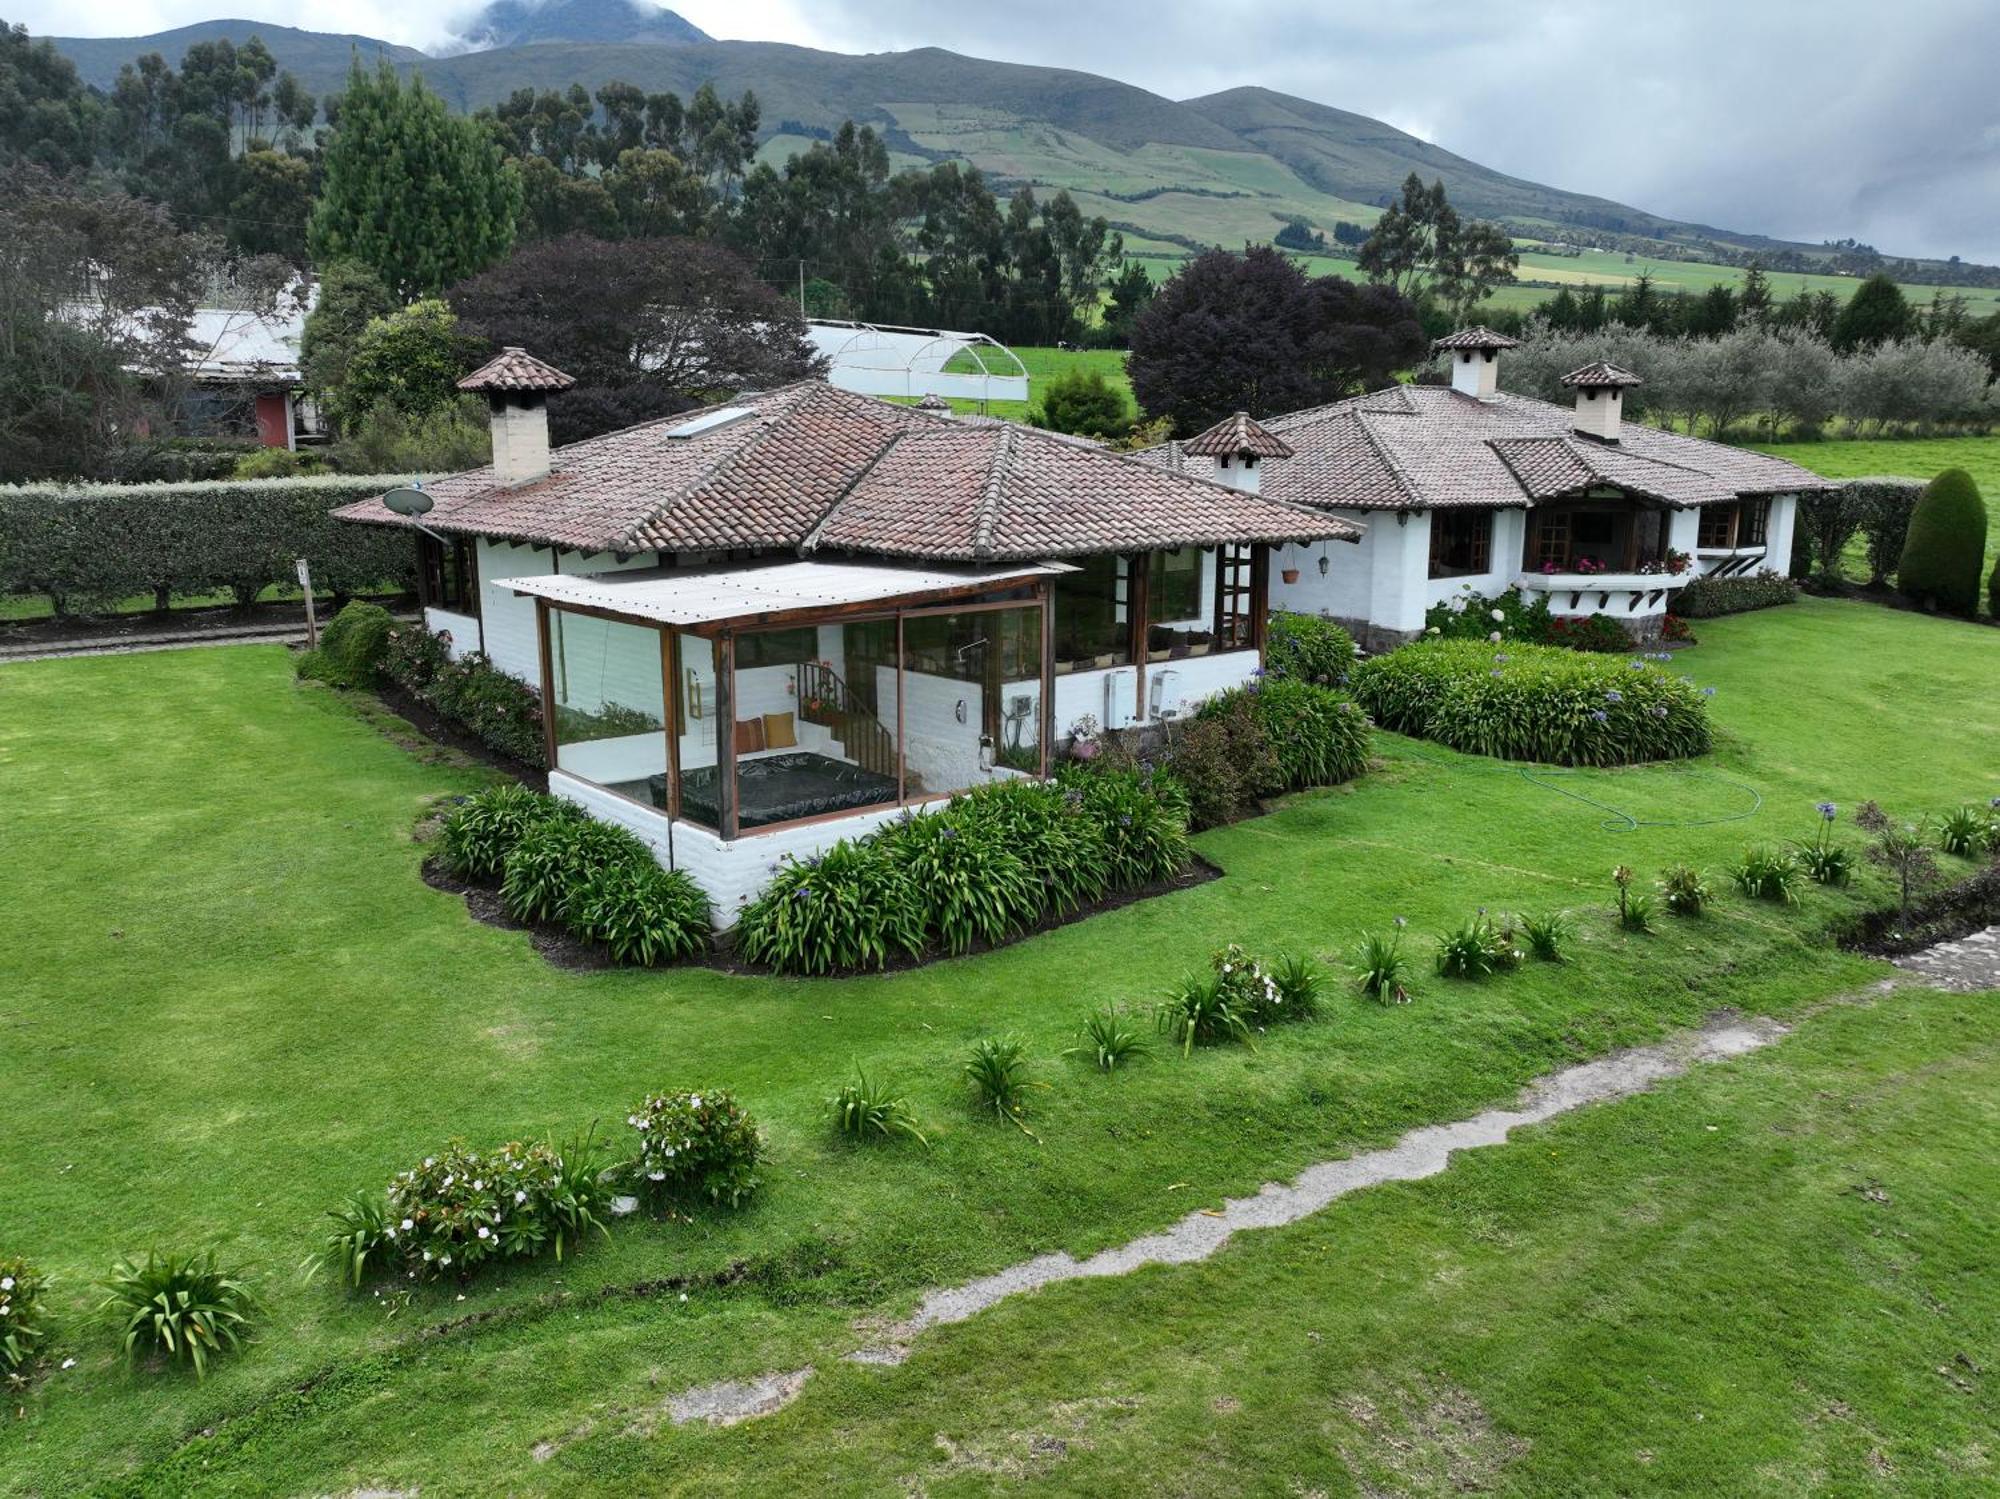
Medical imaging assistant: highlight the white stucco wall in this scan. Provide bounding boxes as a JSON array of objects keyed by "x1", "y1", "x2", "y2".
[
  {"x1": 1271, "y1": 509, "x2": 1429, "y2": 643},
  {"x1": 423, "y1": 607, "x2": 480, "y2": 659},
  {"x1": 475, "y1": 539, "x2": 661, "y2": 684},
  {"x1": 1764, "y1": 494, "x2": 1798, "y2": 577}
]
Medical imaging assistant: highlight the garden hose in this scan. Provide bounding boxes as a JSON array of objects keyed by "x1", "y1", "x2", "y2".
[{"x1": 1400, "y1": 745, "x2": 1765, "y2": 834}]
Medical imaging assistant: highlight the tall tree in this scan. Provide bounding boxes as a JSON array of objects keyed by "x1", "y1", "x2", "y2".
[
  {"x1": 1128, "y1": 245, "x2": 1424, "y2": 433},
  {"x1": 1357, "y1": 172, "x2": 1517, "y2": 320},
  {"x1": 0, "y1": 21, "x2": 100, "y2": 173},
  {"x1": 300, "y1": 258, "x2": 397, "y2": 417},
  {"x1": 1831, "y1": 272, "x2": 1913, "y2": 351},
  {"x1": 308, "y1": 60, "x2": 522, "y2": 299}
]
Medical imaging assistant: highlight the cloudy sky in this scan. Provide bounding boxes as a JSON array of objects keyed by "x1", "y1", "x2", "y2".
[{"x1": 23, "y1": 0, "x2": 2000, "y2": 263}]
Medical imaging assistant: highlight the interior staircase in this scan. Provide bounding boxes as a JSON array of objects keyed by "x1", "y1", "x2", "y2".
[{"x1": 795, "y1": 661, "x2": 900, "y2": 782}]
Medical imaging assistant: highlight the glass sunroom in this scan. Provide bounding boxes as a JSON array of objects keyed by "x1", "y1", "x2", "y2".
[{"x1": 502, "y1": 559, "x2": 1071, "y2": 910}]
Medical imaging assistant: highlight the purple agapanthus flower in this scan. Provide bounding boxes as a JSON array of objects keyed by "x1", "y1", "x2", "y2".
[
  {"x1": 940, "y1": 825, "x2": 957, "y2": 839},
  {"x1": 1591, "y1": 709, "x2": 1609, "y2": 722},
  {"x1": 1629, "y1": 658, "x2": 1646, "y2": 670},
  {"x1": 1605, "y1": 689, "x2": 1623, "y2": 703},
  {"x1": 1490, "y1": 668, "x2": 1503, "y2": 678},
  {"x1": 1701, "y1": 686, "x2": 1717, "y2": 697},
  {"x1": 1652, "y1": 705, "x2": 1669, "y2": 718},
  {"x1": 1816, "y1": 801, "x2": 1837, "y2": 821}
]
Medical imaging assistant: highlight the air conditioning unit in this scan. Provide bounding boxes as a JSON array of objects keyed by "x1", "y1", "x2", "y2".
[
  {"x1": 1148, "y1": 668, "x2": 1181, "y2": 720},
  {"x1": 1101, "y1": 668, "x2": 1137, "y2": 730}
]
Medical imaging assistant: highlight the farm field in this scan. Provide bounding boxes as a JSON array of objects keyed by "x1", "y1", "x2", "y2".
[
  {"x1": 3, "y1": 598, "x2": 1997, "y2": 1492},
  {"x1": 1752, "y1": 434, "x2": 2000, "y2": 581}
]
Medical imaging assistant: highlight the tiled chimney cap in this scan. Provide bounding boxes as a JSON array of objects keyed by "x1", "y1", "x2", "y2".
[
  {"x1": 1182, "y1": 410, "x2": 1294, "y2": 460},
  {"x1": 1431, "y1": 326, "x2": 1521, "y2": 352},
  {"x1": 1560, "y1": 360, "x2": 1644, "y2": 389},
  {"x1": 459, "y1": 346, "x2": 577, "y2": 394}
]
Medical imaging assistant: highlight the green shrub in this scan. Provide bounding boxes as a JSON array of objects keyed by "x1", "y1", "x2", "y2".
[
  {"x1": 1859, "y1": 803, "x2": 1942, "y2": 919},
  {"x1": 1798, "y1": 802, "x2": 1854, "y2": 886},
  {"x1": 1065, "y1": 1006, "x2": 1150, "y2": 1072},
  {"x1": 1731, "y1": 846, "x2": 1802, "y2": 904},
  {"x1": 1989, "y1": 551, "x2": 1999, "y2": 620},
  {"x1": 1938, "y1": 805, "x2": 1989, "y2": 858},
  {"x1": 1519, "y1": 910, "x2": 1573, "y2": 961},
  {"x1": 1845, "y1": 477, "x2": 1927, "y2": 585},
  {"x1": 829, "y1": 1067, "x2": 928, "y2": 1146},
  {"x1": 875, "y1": 809, "x2": 1040, "y2": 955},
  {"x1": 1424, "y1": 584, "x2": 1553, "y2": 643},
  {"x1": 1675, "y1": 569, "x2": 1800, "y2": 618},
  {"x1": 382, "y1": 625, "x2": 546, "y2": 767},
  {"x1": 1543, "y1": 614, "x2": 1635, "y2": 653},
  {"x1": 1795, "y1": 486, "x2": 1864, "y2": 580},
  {"x1": 1434, "y1": 913, "x2": 1523, "y2": 979},
  {"x1": 500, "y1": 817, "x2": 651, "y2": 926},
  {"x1": 98, "y1": 1249, "x2": 258, "y2": 1379},
  {"x1": 623, "y1": 1090, "x2": 761, "y2": 1212},
  {"x1": 1169, "y1": 697, "x2": 1270, "y2": 828},
  {"x1": 963, "y1": 1037, "x2": 1044, "y2": 1134},
  {"x1": 951, "y1": 780, "x2": 1110, "y2": 916},
  {"x1": 1, "y1": 1256, "x2": 51, "y2": 1383},
  {"x1": 1265, "y1": 611, "x2": 1358, "y2": 686},
  {"x1": 438, "y1": 783, "x2": 572, "y2": 881},
  {"x1": 0, "y1": 474, "x2": 419, "y2": 614},
  {"x1": 1612, "y1": 864, "x2": 1651, "y2": 931},
  {"x1": 1268, "y1": 952, "x2": 1326, "y2": 1021},
  {"x1": 1897, "y1": 468, "x2": 1987, "y2": 615},
  {"x1": 1659, "y1": 864, "x2": 1711, "y2": 916},
  {"x1": 314, "y1": 1130, "x2": 611, "y2": 1286},
  {"x1": 569, "y1": 861, "x2": 712, "y2": 965},
  {"x1": 1351, "y1": 928, "x2": 1410, "y2": 1003},
  {"x1": 734, "y1": 840, "x2": 926, "y2": 975},
  {"x1": 1248, "y1": 679, "x2": 1372, "y2": 789},
  {"x1": 1156, "y1": 968, "x2": 1256, "y2": 1055},
  {"x1": 1057, "y1": 766, "x2": 1193, "y2": 888},
  {"x1": 1350, "y1": 641, "x2": 1711, "y2": 766},
  {"x1": 298, "y1": 599, "x2": 397, "y2": 687}
]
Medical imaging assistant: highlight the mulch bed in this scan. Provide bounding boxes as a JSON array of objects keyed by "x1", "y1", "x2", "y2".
[
  {"x1": 375, "y1": 679, "x2": 548, "y2": 792},
  {"x1": 1836, "y1": 860, "x2": 2000, "y2": 957}
]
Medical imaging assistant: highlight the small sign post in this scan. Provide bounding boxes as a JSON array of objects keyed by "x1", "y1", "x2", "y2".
[{"x1": 296, "y1": 557, "x2": 317, "y2": 648}]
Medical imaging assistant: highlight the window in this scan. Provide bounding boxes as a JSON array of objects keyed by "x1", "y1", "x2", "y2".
[
  {"x1": 1214, "y1": 544, "x2": 1257, "y2": 651},
  {"x1": 1148, "y1": 549, "x2": 1204, "y2": 626},
  {"x1": 1428, "y1": 510, "x2": 1494, "y2": 578},
  {"x1": 549, "y1": 609, "x2": 666, "y2": 812},
  {"x1": 1531, "y1": 509, "x2": 1571, "y2": 569},
  {"x1": 888, "y1": 604, "x2": 1045, "y2": 795},
  {"x1": 1740, "y1": 498, "x2": 1770, "y2": 547},
  {"x1": 734, "y1": 626, "x2": 816, "y2": 669},
  {"x1": 418, "y1": 535, "x2": 480, "y2": 616},
  {"x1": 1697, "y1": 505, "x2": 1739, "y2": 550},
  {"x1": 1052, "y1": 553, "x2": 1131, "y2": 670}
]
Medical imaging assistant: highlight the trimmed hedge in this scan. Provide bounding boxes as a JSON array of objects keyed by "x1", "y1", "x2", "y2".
[
  {"x1": 1351, "y1": 639, "x2": 1711, "y2": 765},
  {"x1": 1843, "y1": 476, "x2": 1927, "y2": 586},
  {"x1": 1897, "y1": 468, "x2": 1987, "y2": 616},
  {"x1": 1675, "y1": 568, "x2": 1799, "y2": 618},
  {"x1": 0, "y1": 475, "x2": 420, "y2": 613}
]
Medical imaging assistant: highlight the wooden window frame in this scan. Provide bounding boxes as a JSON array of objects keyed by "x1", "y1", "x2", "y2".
[{"x1": 1428, "y1": 509, "x2": 1494, "y2": 579}]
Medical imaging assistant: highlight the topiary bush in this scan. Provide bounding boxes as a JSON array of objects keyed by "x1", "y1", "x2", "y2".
[
  {"x1": 1845, "y1": 476, "x2": 1927, "y2": 585},
  {"x1": 1675, "y1": 568, "x2": 1799, "y2": 617},
  {"x1": 1897, "y1": 468, "x2": 1988, "y2": 615},
  {"x1": 1351, "y1": 640, "x2": 1711, "y2": 765},
  {"x1": 734, "y1": 839, "x2": 927, "y2": 975},
  {"x1": 622, "y1": 1090, "x2": 760, "y2": 1213},
  {"x1": 1989, "y1": 549, "x2": 2000, "y2": 620},
  {"x1": 297, "y1": 600, "x2": 397, "y2": 687},
  {"x1": 1265, "y1": 611, "x2": 1358, "y2": 686}
]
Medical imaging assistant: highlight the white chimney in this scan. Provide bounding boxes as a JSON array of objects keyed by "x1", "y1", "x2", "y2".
[
  {"x1": 1433, "y1": 327, "x2": 1519, "y2": 402},
  {"x1": 1559, "y1": 361, "x2": 1644, "y2": 443},
  {"x1": 456, "y1": 346, "x2": 577, "y2": 487},
  {"x1": 1180, "y1": 410, "x2": 1292, "y2": 494}
]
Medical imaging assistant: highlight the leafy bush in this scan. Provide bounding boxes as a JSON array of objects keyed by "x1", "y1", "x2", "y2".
[
  {"x1": 1056, "y1": 766, "x2": 1194, "y2": 888},
  {"x1": 1519, "y1": 910, "x2": 1573, "y2": 962},
  {"x1": 875, "y1": 809, "x2": 1040, "y2": 955},
  {"x1": 383, "y1": 625, "x2": 546, "y2": 768},
  {"x1": 963, "y1": 1038, "x2": 1044, "y2": 1134},
  {"x1": 1156, "y1": 968, "x2": 1256, "y2": 1055},
  {"x1": 1936, "y1": 805, "x2": 1988, "y2": 858},
  {"x1": 98, "y1": 1249, "x2": 258, "y2": 1379},
  {"x1": 1795, "y1": 485, "x2": 1865, "y2": 580},
  {"x1": 734, "y1": 840, "x2": 926, "y2": 975},
  {"x1": 1897, "y1": 469, "x2": 1987, "y2": 615},
  {"x1": 1350, "y1": 641, "x2": 1711, "y2": 766},
  {"x1": 1170, "y1": 695, "x2": 1275, "y2": 828},
  {"x1": 315, "y1": 1130, "x2": 612, "y2": 1286},
  {"x1": 623, "y1": 1090, "x2": 761, "y2": 1212},
  {"x1": 829, "y1": 1068, "x2": 928, "y2": 1147},
  {"x1": 1351, "y1": 928, "x2": 1411, "y2": 1003},
  {"x1": 501, "y1": 816, "x2": 651, "y2": 926},
  {"x1": 297, "y1": 600, "x2": 397, "y2": 687},
  {"x1": 1268, "y1": 952, "x2": 1326, "y2": 1021},
  {"x1": 1031, "y1": 368, "x2": 1132, "y2": 438},
  {"x1": 1989, "y1": 551, "x2": 2000, "y2": 620},
  {"x1": 1659, "y1": 864, "x2": 1711, "y2": 916},
  {"x1": 1675, "y1": 569, "x2": 1801, "y2": 618},
  {"x1": 1, "y1": 1257, "x2": 51, "y2": 1383},
  {"x1": 1434, "y1": 913, "x2": 1523, "y2": 979},
  {"x1": 1544, "y1": 614, "x2": 1637, "y2": 653},
  {"x1": 0, "y1": 474, "x2": 419, "y2": 614},
  {"x1": 1424, "y1": 584, "x2": 1552, "y2": 642},
  {"x1": 1248, "y1": 680, "x2": 1372, "y2": 790},
  {"x1": 949, "y1": 779, "x2": 1110, "y2": 916},
  {"x1": 438, "y1": 783, "x2": 572, "y2": 881},
  {"x1": 569, "y1": 860, "x2": 713, "y2": 965},
  {"x1": 1845, "y1": 477, "x2": 1927, "y2": 585},
  {"x1": 1265, "y1": 611, "x2": 1358, "y2": 686},
  {"x1": 1065, "y1": 1006, "x2": 1150, "y2": 1072},
  {"x1": 1731, "y1": 846, "x2": 1803, "y2": 905}
]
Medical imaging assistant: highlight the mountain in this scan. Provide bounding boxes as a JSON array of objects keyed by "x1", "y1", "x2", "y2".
[
  {"x1": 44, "y1": 19, "x2": 1814, "y2": 260},
  {"x1": 447, "y1": 0, "x2": 709, "y2": 54}
]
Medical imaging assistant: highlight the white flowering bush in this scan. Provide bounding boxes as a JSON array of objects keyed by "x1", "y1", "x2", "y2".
[
  {"x1": 623, "y1": 1090, "x2": 761, "y2": 1214},
  {"x1": 315, "y1": 1132, "x2": 611, "y2": 1286},
  {"x1": 1, "y1": 1257, "x2": 51, "y2": 1385}
]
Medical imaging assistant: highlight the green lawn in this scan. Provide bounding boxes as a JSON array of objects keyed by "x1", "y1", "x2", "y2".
[
  {"x1": 1748, "y1": 434, "x2": 2000, "y2": 585},
  {"x1": 2, "y1": 599, "x2": 1996, "y2": 1493},
  {"x1": 937, "y1": 344, "x2": 1135, "y2": 423}
]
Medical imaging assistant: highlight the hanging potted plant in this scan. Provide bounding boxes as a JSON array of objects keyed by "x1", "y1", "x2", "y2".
[{"x1": 1280, "y1": 547, "x2": 1301, "y2": 585}]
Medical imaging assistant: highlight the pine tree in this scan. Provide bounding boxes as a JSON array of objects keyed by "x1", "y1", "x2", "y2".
[
  {"x1": 1831, "y1": 273, "x2": 1913, "y2": 352},
  {"x1": 307, "y1": 60, "x2": 522, "y2": 299},
  {"x1": 1738, "y1": 263, "x2": 1772, "y2": 324}
]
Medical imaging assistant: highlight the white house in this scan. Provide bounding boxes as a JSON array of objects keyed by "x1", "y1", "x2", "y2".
[
  {"x1": 1142, "y1": 327, "x2": 1834, "y2": 648},
  {"x1": 334, "y1": 349, "x2": 1360, "y2": 920}
]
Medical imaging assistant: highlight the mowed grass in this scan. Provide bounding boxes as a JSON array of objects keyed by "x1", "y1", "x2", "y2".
[
  {"x1": 1749, "y1": 434, "x2": 2000, "y2": 584},
  {"x1": 1, "y1": 599, "x2": 1996, "y2": 1493},
  {"x1": 935, "y1": 344, "x2": 1135, "y2": 422}
]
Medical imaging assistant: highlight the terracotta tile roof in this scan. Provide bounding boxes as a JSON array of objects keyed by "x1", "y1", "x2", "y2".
[
  {"x1": 1560, "y1": 360, "x2": 1644, "y2": 388},
  {"x1": 1431, "y1": 326, "x2": 1521, "y2": 351},
  {"x1": 1155, "y1": 382, "x2": 1838, "y2": 512},
  {"x1": 458, "y1": 346, "x2": 576, "y2": 394},
  {"x1": 1181, "y1": 410, "x2": 1294, "y2": 460},
  {"x1": 332, "y1": 379, "x2": 1361, "y2": 562}
]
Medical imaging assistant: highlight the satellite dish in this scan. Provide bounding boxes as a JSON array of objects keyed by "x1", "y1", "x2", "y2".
[{"x1": 383, "y1": 484, "x2": 433, "y2": 517}]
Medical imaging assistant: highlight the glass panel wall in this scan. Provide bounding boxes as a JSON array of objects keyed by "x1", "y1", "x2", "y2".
[
  {"x1": 889, "y1": 603, "x2": 1044, "y2": 798},
  {"x1": 549, "y1": 608, "x2": 667, "y2": 809},
  {"x1": 1146, "y1": 546, "x2": 1210, "y2": 659},
  {"x1": 673, "y1": 633, "x2": 720, "y2": 830},
  {"x1": 1051, "y1": 553, "x2": 1130, "y2": 674},
  {"x1": 729, "y1": 619, "x2": 901, "y2": 830}
]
